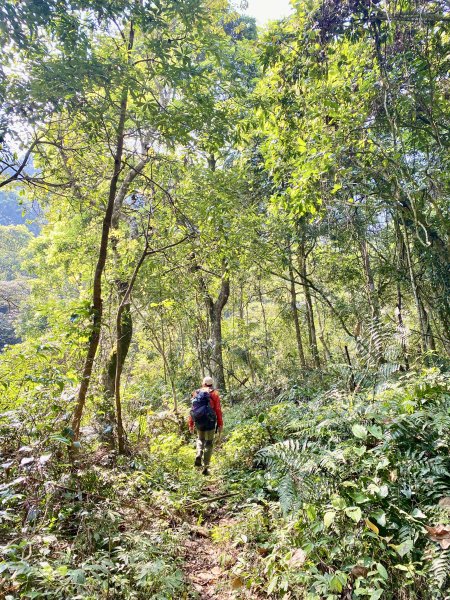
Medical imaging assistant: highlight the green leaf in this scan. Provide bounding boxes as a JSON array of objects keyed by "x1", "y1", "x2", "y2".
[
  {"x1": 352, "y1": 424, "x2": 367, "y2": 439},
  {"x1": 69, "y1": 568, "x2": 86, "y2": 584},
  {"x1": 390, "y1": 538, "x2": 413, "y2": 557},
  {"x1": 376, "y1": 563, "x2": 388, "y2": 580},
  {"x1": 368, "y1": 425, "x2": 383, "y2": 440},
  {"x1": 267, "y1": 575, "x2": 279, "y2": 594},
  {"x1": 331, "y1": 495, "x2": 346, "y2": 510},
  {"x1": 351, "y1": 491, "x2": 370, "y2": 504},
  {"x1": 371, "y1": 510, "x2": 386, "y2": 526},
  {"x1": 378, "y1": 485, "x2": 389, "y2": 498},
  {"x1": 345, "y1": 506, "x2": 362, "y2": 522},
  {"x1": 329, "y1": 573, "x2": 347, "y2": 593},
  {"x1": 324, "y1": 511, "x2": 336, "y2": 528}
]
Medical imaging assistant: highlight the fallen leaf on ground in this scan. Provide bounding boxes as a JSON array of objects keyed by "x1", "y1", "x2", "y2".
[
  {"x1": 195, "y1": 572, "x2": 214, "y2": 581},
  {"x1": 425, "y1": 524, "x2": 450, "y2": 549},
  {"x1": 351, "y1": 565, "x2": 369, "y2": 578},
  {"x1": 231, "y1": 576, "x2": 244, "y2": 589},
  {"x1": 438, "y1": 497, "x2": 450, "y2": 509},
  {"x1": 190, "y1": 525, "x2": 210, "y2": 538},
  {"x1": 289, "y1": 548, "x2": 306, "y2": 567}
]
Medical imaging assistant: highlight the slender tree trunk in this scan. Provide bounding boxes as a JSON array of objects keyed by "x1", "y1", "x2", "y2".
[
  {"x1": 114, "y1": 304, "x2": 129, "y2": 453},
  {"x1": 72, "y1": 22, "x2": 135, "y2": 441},
  {"x1": 114, "y1": 239, "x2": 149, "y2": 453},
  {"x1": 288, "y1": 259, "x2": 306, "y2": 369},
  {"x1": 359, "y1": 237, "x2": 380, "y2": 320},
  {"x1": 210, "y1": 308, "x2": 226, "y2": 391},
  {"x1": 100, "y1": 140, "x2": 151, "y2": 434},
  {"x1": 299, "y1": 240, "x2": 320, "y2": 368},
  {"x1": 208, "y1": 276, "x2": 230, "y2": 392},
  {"x1": 420, "y1": 298, "x2": 436, "y2": 352},
  {"x1": 191, "y1": 148, "x2": 230, "y2": 394},
  {"x1": 344, "y1": 345, "x2": 357, "y2": 392},
  {"x1": 258, "y1": 280, "x2": 270, "y2": 361},
  {"x1": 101, "y1": 298, "x2": 132, "y2": 446},
  {"x1": 396, "y1": 284, "x2": 409, "y2": 370},
  {"x1": 399, "y1": 214, "x2": 429, "y2": 352},
  {"x1": 315, "y1": 297, "x2": 332, "y2": 364}
]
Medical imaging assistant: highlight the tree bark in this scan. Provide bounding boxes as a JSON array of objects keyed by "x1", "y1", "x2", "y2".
[
  {"x1": 114, "y1": 239, "x2": 149, "y2": 453},
  {"x1": 71, "y1": 22, "x2": 135, "y2": 441},
  {"x1": 399, "y1": 213, "x2": 430, "y2": 353},
  {"x1": 100, "y1": 144, "x2": 151, "y2": 442},
  {"x1": 207, "y1": 276, "x2": 230, "y2": 392},
  {"x1": 396, "y1": 284, "x2": 409, "y2": 370},
  {"x1": 298, "y1": 240, "x2": 320, "y2": 368},
  {"x1": 288, "y1": 259, "x2": 306, "y2": 369},
  {"x1": 359, "y1": 237, "x2": 380, "y2": 320},
  {"x1": 100, "y1": 299, "x2": 132, "y2": 446}
]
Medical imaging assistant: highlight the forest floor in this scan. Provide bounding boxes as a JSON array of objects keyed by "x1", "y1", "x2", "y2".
[{"x1": 179, "y1": 469, "x2": 252, "y2": 599}]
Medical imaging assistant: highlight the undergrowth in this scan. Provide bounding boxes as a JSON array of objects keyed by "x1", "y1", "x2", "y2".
[
  {"x1": 216, "y1": 368, "x2": 450, "y2": 599},
  {"x1": 1, "y1": 368, "x2": 449, "y2": 599}
]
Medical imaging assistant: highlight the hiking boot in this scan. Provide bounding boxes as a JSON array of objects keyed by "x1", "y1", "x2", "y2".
[
  {"x1": 194, "y1": 456, "x2": 202, "y2": 467},
  {"x1": 202, "y1": 467, "x2": 210, "y2": 476}
]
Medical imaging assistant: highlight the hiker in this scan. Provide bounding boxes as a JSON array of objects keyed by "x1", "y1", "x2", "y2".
[{"x1": 189, "y1": 376, "x2": 223, "y2": 476}]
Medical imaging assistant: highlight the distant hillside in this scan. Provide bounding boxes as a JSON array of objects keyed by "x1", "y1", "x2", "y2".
[{"x1": 0, "y1": 190, "x2": 41, "y2": 234}]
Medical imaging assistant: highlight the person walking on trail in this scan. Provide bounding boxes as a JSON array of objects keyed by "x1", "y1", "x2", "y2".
[{"x1": 189, "y1": 376, "x2": 223, "y2": 476}]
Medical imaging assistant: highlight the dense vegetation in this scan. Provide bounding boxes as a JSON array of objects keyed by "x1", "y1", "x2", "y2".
[{"x1": 0, "y1": 0, "x2": 449, "y2": 598}]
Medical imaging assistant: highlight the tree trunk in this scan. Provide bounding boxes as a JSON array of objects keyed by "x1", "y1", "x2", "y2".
[
  {"x1": 100, "y1": 135, "x2": 151, "y2": 436},
  {"x1": 299, "y1": 240, "x2": 320, "y2": 368},
  {"x1": 396, "y1": 284, "x2": 409, "y2": 370},
  {"x1": 210, "y1": 307, "x2": 226, "y2": 391},
  {"x1": 71, "y1": 22, "x2": 135, "y2": 441},
  {"x1": 100, "y1": 302, "x2": 132, "y2": 446},
  {"x1": 315, "y1": 297, "x2": 332, "y2": 364},
  {"x1": 114, "y1": 235, "x2": 149, "y2": 453},
  {"x1": 207, "y1": 276, "x2": 230, "y2": 392},
  {"x1": 288, "y1": 259, "x2": 306, "y2": 369},
  {"x1": 359, "y1": 237, "x2": 380, "y2": 320},
  {"x1": 114, "y1": 303, "x2": 132, "y2": 453},
  {"x1": 399, "y1": 214, "x2": 430, "y2": 353},
  {"x1": 258, "y1": 279, "x2": 270, "y2": 361}
]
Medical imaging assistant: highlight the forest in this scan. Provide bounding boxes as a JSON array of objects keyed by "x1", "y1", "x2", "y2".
[{"x1": 0, "y1": 0, "x2": 449, "y2": 598}]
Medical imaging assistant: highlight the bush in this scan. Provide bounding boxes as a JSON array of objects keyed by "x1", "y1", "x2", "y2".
[{"x1": 223, "y1": 369, "x2": 450, "y2": 599}]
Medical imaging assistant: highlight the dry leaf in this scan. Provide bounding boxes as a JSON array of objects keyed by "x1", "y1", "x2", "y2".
[
  {"x1": 190, "y1": 525, "x2": 210, "y2": 538},
  {"x1": 196, "y1": 572, "x2": 214, "y2": 581},
  {"x1": 365, "y1": 519, "x2": 380, "y2": 535},
  {"x1": 211, "y1": 566, "x2": 222, "y2": 576},
  {"x1": 425, "y1": 524, "x2": 450, "y2": 549},
  {"x1": 389, "y1": 470, "x2": 398, "y2": 482},
  {"x1": 289, "y1": 548, "x2": 306, "y2": 568},
  {"x1": 231, "y1": 576, "x2": 244, "y2": 589},
  {"x1": 438, "y1": 497, "x2": 450, "y2": 509},
  {"x1": 351, "y1": 565, "x2": 369, "y2": 579}
]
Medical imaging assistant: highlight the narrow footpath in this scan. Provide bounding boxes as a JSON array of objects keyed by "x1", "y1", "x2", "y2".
[
  {"x1": 183, "y1": 478, "x2": 237, "y2": 600},
  {"x1": 180, "y1": 480, "x2": 247, "y2": 599}
]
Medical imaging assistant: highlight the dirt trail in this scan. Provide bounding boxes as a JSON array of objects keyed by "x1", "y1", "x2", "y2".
[{"x1": 181, "y1": 483, "x2": 239, "y2": 599}]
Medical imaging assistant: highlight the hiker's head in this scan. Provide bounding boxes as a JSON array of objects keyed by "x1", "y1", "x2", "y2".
[{"x1": 202, "y1": 376, "x2": 214, "y2": 389}]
